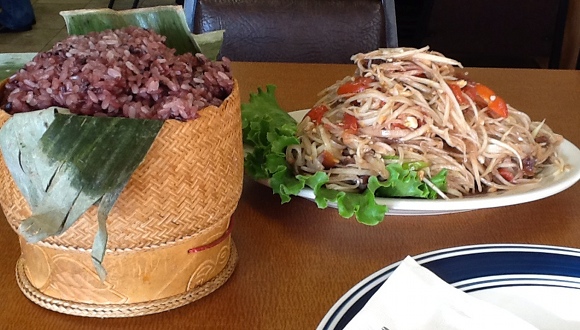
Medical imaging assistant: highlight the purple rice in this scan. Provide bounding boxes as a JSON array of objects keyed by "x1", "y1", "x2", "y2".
[{"x1": 1, "y1": 26, "x2": 234, "y2": 121}]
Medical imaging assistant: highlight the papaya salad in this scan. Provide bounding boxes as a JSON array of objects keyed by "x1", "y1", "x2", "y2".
[{"x1": 242, "y1": 47, "x2": 567, "y2": 225}]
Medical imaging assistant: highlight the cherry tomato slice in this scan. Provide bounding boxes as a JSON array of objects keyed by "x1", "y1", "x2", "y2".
[
  {"x1": 319, "y1": 150, "x2": 339, "y2": 169},
  {"x1": 462, "y1": 82, "x2": 509, "y2": 118},
  {"x1": 337, "y1": 77, "x2": 373, "y2": 95},
  {"x1": 306, "y1": 105, "x2": 329, "y2": 124},
  {"x1": 488, "y1": 95, "x2": 508, "y2": 118},
  {"x1": 390, "y1": 123, "x2": 408, "y2": 130},
  {"x1": 475, "y1": 84, "x2": 508, "y2": 118},
  {"x1": 342, "y1": 113, "x2": 358, "y2": 134},
  {"x1": 462, "y1": 81, "x2": 479, "y2": 103},
  {"x1": 449, "y1": 83, "x2": 468, "y2": 105},
  {"x1": 498, "y1": 168, "x2": 515, "y2": 182}
]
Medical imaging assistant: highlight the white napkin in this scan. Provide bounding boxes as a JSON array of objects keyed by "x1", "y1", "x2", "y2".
[{"x1": 344, "y1": 256, "x2": 539, "y2": 330}]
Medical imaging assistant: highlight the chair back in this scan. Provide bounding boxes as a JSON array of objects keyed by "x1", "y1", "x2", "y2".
[{"x1": 185, "y1": 0, "x2": 398, "y2": 63}]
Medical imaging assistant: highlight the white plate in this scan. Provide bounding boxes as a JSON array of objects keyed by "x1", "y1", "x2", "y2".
[
  {"x1": 318, "y1": 244, "x2": 580, "y2": 330},
  {"x1": 287, "y1": 109, "x2": 580, "y2": 216}
]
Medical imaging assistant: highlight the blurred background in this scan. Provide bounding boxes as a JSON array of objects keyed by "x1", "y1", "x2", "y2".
[
  {"x1": 1, "y1": 0, "x2": 578, "y2": 69},
  {"x1": 0, "y1": 0, "x2": 175, "y2": 53},
  {"x1": 395, "y1": 0, "x2": 579, "y2": 69}
]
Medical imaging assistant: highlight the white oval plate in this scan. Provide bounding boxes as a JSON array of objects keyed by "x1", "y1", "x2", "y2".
[
  {"x1": 287, "y1": 109, "x2": 580, "y2": 216},
  {"x1": 318, "y1": 244, "x2": 580, "y2": 330}
]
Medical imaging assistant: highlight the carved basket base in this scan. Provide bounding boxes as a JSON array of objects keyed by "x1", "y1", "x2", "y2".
[{"x1": 15, "y1": 241, "x2": 238, "y2": 318}]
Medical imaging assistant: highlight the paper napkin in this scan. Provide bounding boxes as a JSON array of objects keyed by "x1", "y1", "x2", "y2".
[{"x1": 344, "y1": 256, "x2": 539, "y2": 330}]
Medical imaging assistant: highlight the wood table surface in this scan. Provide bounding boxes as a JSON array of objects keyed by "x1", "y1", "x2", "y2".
[{"x1": 1, "y1": 62, "x2": 579, "y2": 329}]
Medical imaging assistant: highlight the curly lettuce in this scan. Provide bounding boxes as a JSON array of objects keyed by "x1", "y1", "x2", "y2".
[{"x1": 242, "y1": 86, "x2": 447, "y2": 225}]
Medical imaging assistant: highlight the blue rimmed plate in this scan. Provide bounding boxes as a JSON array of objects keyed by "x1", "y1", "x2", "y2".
[{"x1": 318, "y1": 244, "x2": 580, "y2": 330}]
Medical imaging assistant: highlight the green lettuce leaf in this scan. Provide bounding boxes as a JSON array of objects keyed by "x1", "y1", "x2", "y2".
[
  {"x1": 241, "y1": 86, "x2": 448, "y2": 226},
  {"x1": 301, "y1": 172, "x2": 388, "y2": 226},
  {"x1": 241, "y1": 85, "x2": 299, "y2": 180},
  {"x1": 372, "y1": 163, "x2": 447, "y2": 200}
]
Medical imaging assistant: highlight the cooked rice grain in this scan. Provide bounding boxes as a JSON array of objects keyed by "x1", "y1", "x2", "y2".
[{"x1": 1, "y1": 26, "x2": 234, "y2": 121}]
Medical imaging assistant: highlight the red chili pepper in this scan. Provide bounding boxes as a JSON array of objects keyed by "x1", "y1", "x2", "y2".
[
  {"x1": 306, "y1": 105, "x2": 329, "y2": 124},
  {"x1": 342, "y1": 113, "x2": 358, "y2": 134},
  {"x1": 337, "y1": 77, "x2": 373, "y2": 95}
]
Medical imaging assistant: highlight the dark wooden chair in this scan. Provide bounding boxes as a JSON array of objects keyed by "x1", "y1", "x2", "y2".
[{"x1": 184, "y1": 0, "x2": 398, "y2": 63}]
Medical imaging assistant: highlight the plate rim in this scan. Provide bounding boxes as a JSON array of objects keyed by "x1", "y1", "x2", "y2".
[{"x1": 317, "y1": 243, "x2": 580, "y2": 330}]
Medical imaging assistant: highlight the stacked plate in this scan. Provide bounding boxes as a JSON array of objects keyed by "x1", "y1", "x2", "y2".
[{"x1": 319, "y1": 244, "x2": 580, "y2": 330}]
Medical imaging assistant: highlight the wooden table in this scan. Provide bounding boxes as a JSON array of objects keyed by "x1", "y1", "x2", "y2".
[{"x1": 1, "y1": 63, "x2": 579, "y2": 329}]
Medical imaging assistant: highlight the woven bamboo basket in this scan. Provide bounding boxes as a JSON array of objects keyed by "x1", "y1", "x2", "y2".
[{"x1": 0, "y1": 78, "x2": 243, "y2": 317}]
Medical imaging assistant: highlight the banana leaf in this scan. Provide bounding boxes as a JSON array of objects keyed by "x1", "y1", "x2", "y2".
[
  {"x1": 0, "y1": 53, "x2": 36, "y2": 80},
  {"x1": 0, "y1": 108, "x2": 163, "y2": 279},
  {"x1": 60, "y1": 5, "x2": 224, "y2": 59}
]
